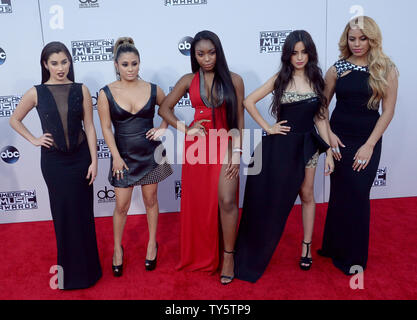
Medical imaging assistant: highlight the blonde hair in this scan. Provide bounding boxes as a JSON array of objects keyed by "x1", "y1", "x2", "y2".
[
  {"x1": 339, "y1": 16, "x2": 397, "y2": 109},
  {"x1": 113, "y1": 37, "x2": 139, "y2": 62}
]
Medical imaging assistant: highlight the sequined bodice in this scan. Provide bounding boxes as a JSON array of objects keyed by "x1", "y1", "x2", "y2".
[{"x1": 281, "y1": 91, "x2": 317, "y2": 104}]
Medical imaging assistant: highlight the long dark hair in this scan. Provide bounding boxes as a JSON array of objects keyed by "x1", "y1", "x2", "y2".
[
  {"x1": 40, "y1": 41, "x2": 74, "y2": 83},
  {"x1": 190, "y1": 30, "x2": 238, "y2": 130},
  {"x1": 270, "y1": 30, "x2": 326, "y2": 120}
]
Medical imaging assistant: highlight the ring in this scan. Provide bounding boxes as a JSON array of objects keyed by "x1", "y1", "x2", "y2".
[
  {"x1": 335, "y1": 147, "x2": 340, "y2": 153},
  {"x1": 116, "y1": 170, "x2": 121, "y2": 174},
  {"x1": 363, "y1": 159, "x2": 367, "y2": 164},
  {"x1": 357, "y1": 160, "x2": 363, "y2": 164},
  {"x1": 332, "y1": 147, "x2": 336, "y2": 152}
]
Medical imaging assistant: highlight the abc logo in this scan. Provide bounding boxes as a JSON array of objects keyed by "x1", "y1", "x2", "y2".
[
  {"x1": 1, "y1": 146, "x2": 20, "y2": 164},
  {"x1": 97, "y1": 186, "x2": 115, "y2": 200},
  {"x1": 178, "y1": 36, "x2": 193, "y2": 56},
  {"x1": 91, "y1": 91, "x2": 99, "y2": 109},
  {"x1": 0, "y1": 48, "x2": 6, "y2": 66}
]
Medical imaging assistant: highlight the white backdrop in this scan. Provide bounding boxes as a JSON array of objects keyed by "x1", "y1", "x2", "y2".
[{"x1": 1, "y1": 0, "x2": 416, "y2": 224}]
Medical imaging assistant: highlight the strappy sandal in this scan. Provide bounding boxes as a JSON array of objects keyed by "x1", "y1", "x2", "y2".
[
  {"x1": 220, "y1": 249, "x2": 235, "y2": 285},
  {"x1": 299, "y1": 241, "x2": 313, "y2": 271}
]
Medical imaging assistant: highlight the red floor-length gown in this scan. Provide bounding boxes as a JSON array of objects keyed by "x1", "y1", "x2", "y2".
[{"x1": 176, "y1": 71, "x2": 231, "y2": 272}]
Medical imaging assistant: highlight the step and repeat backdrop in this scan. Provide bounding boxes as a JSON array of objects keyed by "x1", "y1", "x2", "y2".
[{"x1": 1, "y1": 0, "x2": 416, "y2": 223}]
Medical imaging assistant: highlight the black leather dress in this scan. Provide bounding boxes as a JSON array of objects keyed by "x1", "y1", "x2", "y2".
[{"x1": 101, "y1": 83, "x2": 172, "y2": 188}]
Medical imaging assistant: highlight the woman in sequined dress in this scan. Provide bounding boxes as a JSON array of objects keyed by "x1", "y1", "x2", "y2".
[{"x1": 234, "y1": 30, "x2": 334, "y2": 283}]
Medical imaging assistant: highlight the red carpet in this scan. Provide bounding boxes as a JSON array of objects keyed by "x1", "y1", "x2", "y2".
[{"x1": 1, "y1": 197, "x2": 416, "y2": 300}]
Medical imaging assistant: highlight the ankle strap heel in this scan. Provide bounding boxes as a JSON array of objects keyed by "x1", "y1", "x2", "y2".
[{"x1": 299, "y1": 241, "x2": 312, "y2": 271}]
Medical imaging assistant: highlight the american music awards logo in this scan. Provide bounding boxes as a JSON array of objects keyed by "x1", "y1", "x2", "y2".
[
  {"x1": 97, "y1": 186, "x2": 115, "y2": 204},
  {"x1": 0, "y1": 95, "x2": 21, "y2": 117},
  {"x1": 165, "y1": 0, "x2": 207, "y2": 6},
  {"x1": 175, "y1": 180, "x2": 181, "y2": 199},
  {"x1": 78, "y1": 0, "x2": 99, "y2": 9},
  {"x1": 97, "y1": 139, "x2": 111, "y2": 159},
  {"x1": 0, "y1": 0, "x2": 12, "y2": 14},
  {"x1": 372, "y1": 167, "x2": 387, "y2": 187},
  {"x1": 178, "y1": 36, "x2": 193, "y2": 56},
  {"x1": 0, "y1": 190, "x2": 38, "y2": 211},
  {"x1": 169, "y1": 86, "x2": 192, "y2": 107},
  {"x1": 260, "y1": 30, "x2": 292, "y2": 53},
  {"x1": 71, "y1": 39, "x2": 114, "y2": 63}
]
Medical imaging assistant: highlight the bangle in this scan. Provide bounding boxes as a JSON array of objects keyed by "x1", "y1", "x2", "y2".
[{"x1": 232, "y1": 148, "x2": 243, "y2": 153}]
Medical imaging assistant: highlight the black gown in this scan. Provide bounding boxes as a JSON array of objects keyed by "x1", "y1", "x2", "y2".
[
  {"x1": 35, "y1": 83, "x2": 102, "y2": 290},
  {"x1": 318, "y1": 60, "x2": 381, "y2": 275},
  {"x1": 234, "y1": 97, "x2": 329, "y2": 283},
  {"x1": 101, "y1": 83, "x2": 172, "y2": 188}
]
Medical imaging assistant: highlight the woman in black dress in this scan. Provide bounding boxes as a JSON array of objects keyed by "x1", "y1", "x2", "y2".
[
  {"x1": 9, "y1": 42, "x2": 102, "y2": 289},
  {"x1": 233, "y1": 30, "x2": 334, "y2": 283},
  {"x1": 318, "y1": 16, "x2": 398, "y2": 275},
  {"x1": 97, "y1": 37, "x2": 172, "y2": 276}
]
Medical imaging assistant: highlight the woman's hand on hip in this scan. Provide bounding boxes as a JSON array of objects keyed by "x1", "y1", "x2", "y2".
[
  {"x1": 266, "y1": 120, "x2": 291, "y2": 135},
  {"x1": 146, "y1": 127, "x2": 166, "y2": 141},
  {"x1": 32, "y1": 133, "x2": 54, "y2": 148},
  {"x1": 186, "y1": 119, "x2": 210, "y2": 137}
]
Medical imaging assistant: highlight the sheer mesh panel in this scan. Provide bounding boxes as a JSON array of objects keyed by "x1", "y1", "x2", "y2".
[{"x1": 45, "y1": 84, "x2": 86, "y2": 151}]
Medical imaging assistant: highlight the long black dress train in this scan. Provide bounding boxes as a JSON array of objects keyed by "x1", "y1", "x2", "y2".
[
  {"x1": 101, "y1": 83, "x2": 172, "y2": 188},
  {"x1": 35, "y1": 83, "x2": 102, "y2": 289},
  {"x1": 317, "y1": 60, "x2": 382, "y2": 275},
  {"x1": 234, "y1": 96, "x2": 329, "y2": 283}
]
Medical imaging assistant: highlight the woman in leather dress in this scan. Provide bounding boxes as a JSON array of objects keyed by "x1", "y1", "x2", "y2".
[{"x1": 97, "y1": 37, "x2": 172, "y2": 276}]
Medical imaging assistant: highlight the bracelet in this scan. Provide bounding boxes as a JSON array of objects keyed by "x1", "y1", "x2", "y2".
[{"x1": 232, "y1": 148, "x2": 243, "y2": 153}]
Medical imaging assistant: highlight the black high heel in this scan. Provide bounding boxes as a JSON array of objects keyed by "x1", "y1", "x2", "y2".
[
  {"x1": 145, "y1": 242, "x2": 158, "y2": 271},
  {"x1": 220, "y1": 249, "x2": 235, "y2": 285},
  {"x1": 299, "y1": 241, "x2": 313, "y2": 271},
  {"x1": 112, "y1": 245, "x2": 124, "y2": 277}
]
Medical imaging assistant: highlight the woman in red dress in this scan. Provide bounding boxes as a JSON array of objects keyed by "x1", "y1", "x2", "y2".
[{"x1": 159, "y1": 30, "x2": 244, "y2": 284}]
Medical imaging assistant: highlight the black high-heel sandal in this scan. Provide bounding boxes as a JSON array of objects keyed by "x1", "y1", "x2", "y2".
[
  {"x1": 220, "y1": 249, "x2": 235, "y2": 285},
  {"x1": 145, "y1": 242, "x2": 158, "y2": 271},
  {"x1": 112, "y1": 245, "x2": 124, "y2": 277},
  {"x1": 299, "y1": 241, "x2": 312, "y2": 271}
]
